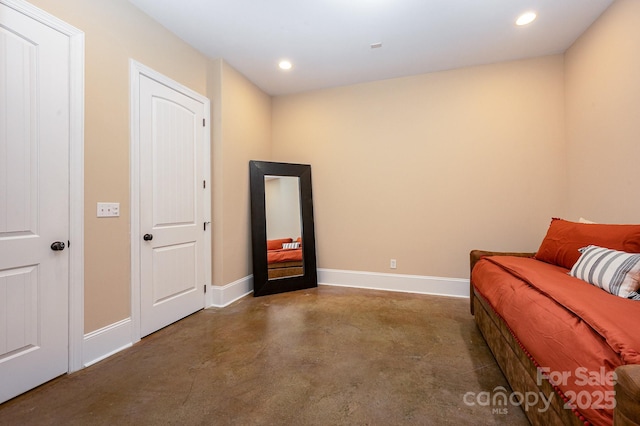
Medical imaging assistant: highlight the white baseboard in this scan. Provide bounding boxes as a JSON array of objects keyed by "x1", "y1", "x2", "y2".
[
  {"x1": 83, "y1": 318, "x2": 133, "y2": 367},
  {"x1": 208, "y1": 275, "x2": 253, "y2": 308},
  {"x1": 318, "y1": 268, "x2": 469, "y2": 298}
]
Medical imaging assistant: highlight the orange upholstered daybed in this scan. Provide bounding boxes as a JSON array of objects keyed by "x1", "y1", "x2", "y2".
[
  {"x1": 471, "y1": 219, "x2": 640, "y2": 426},
  {"x1": 267, "y1": 237, "x2": 303, "y2": 279}
]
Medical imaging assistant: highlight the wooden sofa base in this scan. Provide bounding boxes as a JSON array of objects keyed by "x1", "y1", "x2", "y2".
[
  {"x1": 267, "y1": 261, "x2": 304, "y2": 279},
  {"x1": 474, "y1": 291, "x2": 585, "y2": 425}
]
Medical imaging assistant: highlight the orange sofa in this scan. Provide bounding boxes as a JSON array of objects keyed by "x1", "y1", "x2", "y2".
[{"x1": 470, "y1": 219, "x2": 640, "y2": 425}]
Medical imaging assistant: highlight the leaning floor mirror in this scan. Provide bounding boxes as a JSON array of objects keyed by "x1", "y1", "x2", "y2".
[{"x1": 249, "y1": 161, "x2": 318, "y2": 297}]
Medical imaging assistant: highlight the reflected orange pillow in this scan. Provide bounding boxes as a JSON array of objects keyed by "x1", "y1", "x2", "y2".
[
  {"x1": 267, "y1": 238, "x2": 293, "y2": 251},
  {"x1": 535, "y1": 218, "x2": 640, "y2": 269}
]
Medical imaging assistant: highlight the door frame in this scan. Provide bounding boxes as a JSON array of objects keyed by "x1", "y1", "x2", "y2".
[
  {"x1": 1, "y1": 0, "x2": 85, "y2": 373},
  {"x1": 129, "y1": 60, "x2": 211, "y2": 343}
]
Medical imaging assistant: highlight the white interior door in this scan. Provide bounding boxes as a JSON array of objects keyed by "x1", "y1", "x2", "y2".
[
  {"x1": 0, "y1": 3, "x2": 70, "y2": 403},
  {"x1": 138, "y1": 72, "x2": 207, "y2": 337}
]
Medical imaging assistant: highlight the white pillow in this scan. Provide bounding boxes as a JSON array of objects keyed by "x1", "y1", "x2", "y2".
[
  {"x1": 569, "y1": 245, "x2": 640, "y2": 298},
  {"x1": 578, "y1": 217, "x2": 596, "y2": 224}
]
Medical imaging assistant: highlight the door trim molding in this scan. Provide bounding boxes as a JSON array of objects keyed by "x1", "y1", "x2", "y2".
[
  {"x1": 129, "y1": 59, "x2": 211, "y2": 343},
  {"x1": 1, "y1": 0, "x2": 86, "y2": 373}
]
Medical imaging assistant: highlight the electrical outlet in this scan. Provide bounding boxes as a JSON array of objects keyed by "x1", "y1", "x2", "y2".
[
  {"x1": 97, "y1": 202, "x2": 120, "y2": 217},
  {"x1": 390, "y1": 259, "x2": 397, "y2": 269}
]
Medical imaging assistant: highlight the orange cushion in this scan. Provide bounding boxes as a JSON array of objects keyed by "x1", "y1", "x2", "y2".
[
  {"x1": 535, "y1": 218, "x2": 640, "y2": 269},
  {"x1": 267, "y1": 238, "x2": 292, "y2": 251}
]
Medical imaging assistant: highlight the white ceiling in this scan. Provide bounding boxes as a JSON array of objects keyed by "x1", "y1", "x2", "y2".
[{"x1": 128, "y1": 0, "x2": 614, "y2": 96}]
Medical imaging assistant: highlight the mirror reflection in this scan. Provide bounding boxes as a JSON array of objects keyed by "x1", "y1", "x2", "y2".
[{"x1": 265, "y1": 176, "x2": 304, "y2": 279}]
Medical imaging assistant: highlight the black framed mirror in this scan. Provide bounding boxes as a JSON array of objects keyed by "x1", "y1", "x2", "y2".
[{"x1": 249, "y1": 160, "x2": 317, "y2": 297}]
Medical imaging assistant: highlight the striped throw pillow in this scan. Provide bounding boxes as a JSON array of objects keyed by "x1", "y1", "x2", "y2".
[{"x1": 569, "y1": 245, "x2": 640, "y2": 298}]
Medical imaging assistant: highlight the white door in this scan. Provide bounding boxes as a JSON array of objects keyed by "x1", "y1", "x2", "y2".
[
  {"x1": 138, "y1": 73, "x2": 207, "y2": 337},
  {"x1": 0, "y1": 3, "x2": 70, "y2": 403}
]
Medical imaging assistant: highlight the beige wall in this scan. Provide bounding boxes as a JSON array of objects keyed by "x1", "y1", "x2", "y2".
[
  {"x1": 22, "y1": 0, "x2": 634, "y2": 332},
  {"x1": 565, "y1": 0, "x2": 640, "y2": 224},
  {"x1": 30, "y1": 0, "x2": 210, "y2": 333},
  {"x1": 207, "y1": 60, "x2": 272, "y2": 286},
  {"x1": 272, "y1": 56, "x2": 567, "y2": 279}
]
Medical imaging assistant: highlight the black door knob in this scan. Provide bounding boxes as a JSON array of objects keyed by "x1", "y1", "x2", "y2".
[
  {"x1": 51, "y1": 241, "x2": 66, "y2": 251},
  {"x1": 143, "y1": 234, "x2": 153, "y2": 241}
]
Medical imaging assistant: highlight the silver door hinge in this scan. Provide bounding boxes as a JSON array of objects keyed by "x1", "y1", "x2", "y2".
[
  {"x1": 204, "y1": 285, "x2": 207, "y2": 293},
  {"x1": 203, "y1": 118, "x2": 206, "y2": 127}
]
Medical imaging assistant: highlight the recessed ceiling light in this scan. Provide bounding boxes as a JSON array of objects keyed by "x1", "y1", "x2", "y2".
[
  {"x1": 278, "y1": 60, "x2": 292, "y2": 70},
  {"x1": 516, "y1": 11, "x2": 537, "y2": 26}
]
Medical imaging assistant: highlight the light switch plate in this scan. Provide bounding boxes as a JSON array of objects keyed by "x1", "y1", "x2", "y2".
[{"x1": 97, "y1": 202, "x2": 120, "y2": 217}]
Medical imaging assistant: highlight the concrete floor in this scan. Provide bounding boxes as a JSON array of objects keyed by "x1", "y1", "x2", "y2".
[{"x1": 0, "y1": 285, "x2": 528, "y2": 425}]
